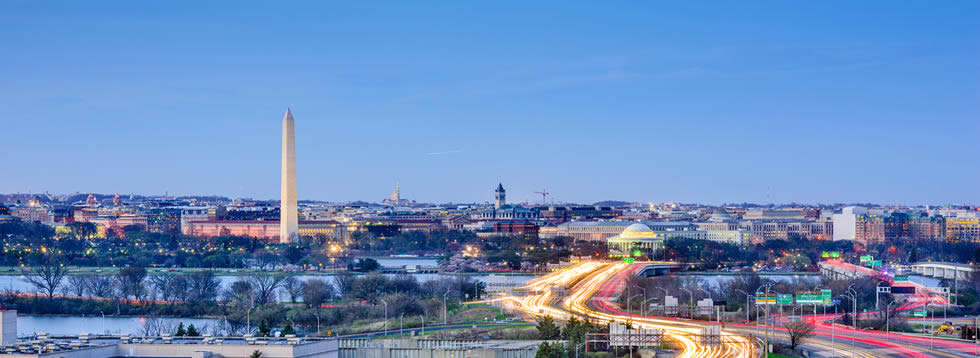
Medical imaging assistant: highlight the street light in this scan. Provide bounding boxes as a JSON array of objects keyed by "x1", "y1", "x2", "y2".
[
  {"x1": 885, "y1": 301, "x2": 898, "y2": 342},
  {"x1": 735, "y1": 289, "x2": 751, "y2": 323},
  {"x1": 443, "y1": 292, "x2": 449, "y2": 325},
  {"x1": 680, "y1": 288, "x2": 694, "y2": 317},
  {"x1": 381, "y1": 299, "x2": 389, "y2": 336},
  {"x1": 643, "y1": 297, "x2": 657, "y2": 317}
]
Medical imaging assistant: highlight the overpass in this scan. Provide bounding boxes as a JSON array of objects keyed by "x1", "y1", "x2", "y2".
[
  {"x1": 817, "y1": 260, "x2": 876, "y2": 280},
  {"x1": 910, "y1": 261, "x2": 974, "y2": 281},
  {"x1": 634, "y1": 262, "x2": 684, "y2": 277}
]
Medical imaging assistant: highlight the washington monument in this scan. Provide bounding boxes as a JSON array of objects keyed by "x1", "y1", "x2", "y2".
[{"x1": 280, "y1": 108, "x2": 298, "y2": 243}]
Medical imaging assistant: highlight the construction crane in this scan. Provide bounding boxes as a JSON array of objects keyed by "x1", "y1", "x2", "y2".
[{"x1": 534, "y1": 190, "x2": 550, "y2": 204}]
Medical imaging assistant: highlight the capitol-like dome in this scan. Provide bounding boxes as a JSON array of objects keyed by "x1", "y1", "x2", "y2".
[
  {"x1": 622, "y1": 223, "x2": 653, "y2": 234},
  {"x1": 709, "y1": 209, "x2": 734, "y2": 222}
]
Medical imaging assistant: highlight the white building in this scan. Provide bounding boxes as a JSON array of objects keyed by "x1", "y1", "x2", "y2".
[{"x1": 832, "y1": 206, "x2": 867, "y2": 241}]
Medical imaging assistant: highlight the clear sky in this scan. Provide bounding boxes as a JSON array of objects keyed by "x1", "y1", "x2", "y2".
[{"x1": 1, "y1": 1, "x2": 978, "y2": 205}]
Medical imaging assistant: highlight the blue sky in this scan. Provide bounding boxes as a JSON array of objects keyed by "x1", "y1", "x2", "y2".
[{"x1": 1, "y1": 1, "x2": 977, "y2": 205}]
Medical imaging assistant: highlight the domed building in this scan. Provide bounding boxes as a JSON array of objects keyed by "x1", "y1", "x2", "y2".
[{"x1": 606, "y1": 223, "x2": 665, "y2": 255}]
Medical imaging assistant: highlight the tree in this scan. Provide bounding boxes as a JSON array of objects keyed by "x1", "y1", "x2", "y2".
[
  {"x1": 303, "y1": 279, "x2": 334, "y2": 308},
  {"x1": 783, "y1": 321, "x2": 815, "y2": 350},
  {"x1": 281, "y1": 323, "x2": 296, "y2": 336},
  {"x1": 175, "y1": 322, "x2": 187, "y2": 336},
  {"x1": 536, "y1": 316, "x2": 561, "y2": 340},
  {"x1": 535, "y1": 341, "x2": 565, "y2": 358},
  {"x1": 248, "y1": 273, "x2": 288, "y2": 305},
  {"x1": 186, "y1": 324, "x2": 200, "y2": 336},
  {"x1": 24, "y1": 254, "x2": 69, "y2": 300},
  {"x1": 281, "y1": 276, "x2": 304, "y2": 303},
  {"x1": 65, "y1": 275, "x2": 88, "y2": 297},
  {"x1": 352, "y1": 258, "x2": 380, "y2": 272},
  {"x1": 257, "y1": 320, "x2": 271, "y2": 337},
  {"x1": 117, "y1": 266, "x2": 148, "y2": 302},
  {"x1": 187, "y1": 269, "x2": 222, "y2": 302}
]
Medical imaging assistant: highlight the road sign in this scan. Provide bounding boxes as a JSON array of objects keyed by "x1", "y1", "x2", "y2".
[
  {"x1": 755, "y1": 293, "x2": 776, "y2": 305},
  {"x1": 621, "y1": 257, "x2": 635, "y2": 264},
  {"x1": 796, "y1": 293, "x2": 823, "y2": 304},
  {"x1": 869, "y1": 260, "x2": 882, "y2": 267},
  {"x1": 832, "y1": 299, "x2": 841, "y2": 305},
  {"x1": 859, "y1": 255, "x2": 873, "y2": 263},
  {"x1": 821, "y1": 289, "x2": 832, "y2": 305},
  {"x1": 777, "y1": 294, "x2": 793, "y2": 305},
  {"x1": 891, "y1": 286, "x2": 916, "y2": 294},
  {"x1": 894, "y1": 275, "x2": 909, "y2": 282},
  {"x1": 633, "y1": 250, "x2": 642, "y2": 257},
  {"x1": 913, "y1": 311, "x2": 927, "y2": 318}
]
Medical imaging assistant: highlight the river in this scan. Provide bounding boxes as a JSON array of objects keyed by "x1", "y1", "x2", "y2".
[{"x1": 16, "y1": 315, "x2": 220, "y2": 337}]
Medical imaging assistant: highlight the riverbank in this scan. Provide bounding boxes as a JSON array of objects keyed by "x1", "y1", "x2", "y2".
[{"x1": 675, "y1": 271, "x2": 819, "y2": 276}]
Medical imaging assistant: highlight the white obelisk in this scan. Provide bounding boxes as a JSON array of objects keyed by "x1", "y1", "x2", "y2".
[{"x1": 280, "y1": 108, "x2": 298, "y2": 243}]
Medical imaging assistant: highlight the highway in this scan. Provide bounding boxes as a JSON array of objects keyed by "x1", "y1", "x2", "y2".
[{"x1": 496, "y1": 261, "x2": 980, "y2": 358}]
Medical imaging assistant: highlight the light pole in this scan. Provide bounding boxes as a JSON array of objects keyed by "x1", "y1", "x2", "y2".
[
  {"x1": 735, "y1": 289, "x2": 751, "y2": 323},
  {"x1": 420, "y1": 315, "x2": 425, "y2": 336},
  {"x1": 643, "y1": 297, "x2": 656, "y2": 317},
  {"x1": 315, "y1": 309, "x2": 321, "y2": 335},
  {"x1": 656, "y1": 287, "x2": 669, "y2": 315},
  {"x1": 400, "y1": 313, "x2": 404, "y2": 336},
  {"x1": 885, "y1": 301, "x2": 898, "y2": 342},
  {"x1": 381, "y1": 299, "x2": 389, "y2": 337},
  {"x1": 100, "y1": 311, "x2": 105, "y2": 335},
  {"x1": 443, "y1": 292, "x2": 449, "y2": 325},
  {"x1": 680, "y1": 288, "x2": 693, "y2": 317}
]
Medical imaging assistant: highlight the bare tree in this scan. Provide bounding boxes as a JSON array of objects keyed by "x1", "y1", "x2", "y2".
[
  {"x1": 23, "y1": 255, "x2": 68, "y2": 300},
  {"x1": 783, "y1": 321, "x2": 815, "y2": 350},
  {"x1": 117, "y1": 266, "x2": 148, "y2": 302},
  {"x1": 65, "y1": 275, "x2": 88, "y2": 297},
  {"x1": 187, "y1": 270, "x2": 221, "y2": 302},
  {"x1": 281, "y1": 276, "x2": 304, "y2": 303},
  {"x1": 150, "y1": 275, "x2": 187, "y2": 305},
  {"x1": 86, "y1": 275, "x2": 116, "y2": 299},
  {"x1": 248, "y1": 273, "x2": 288, "y2": 305}
]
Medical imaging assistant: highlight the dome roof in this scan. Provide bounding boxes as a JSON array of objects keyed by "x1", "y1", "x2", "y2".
[
  {"x1": 622, "y1": 223, "x2": 653, "y2": 234},
  {"x1": 709, "y1": 209, "x2": 733, "y2": 222}
]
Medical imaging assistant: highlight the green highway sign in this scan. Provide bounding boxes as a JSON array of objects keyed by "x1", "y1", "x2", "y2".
[
  {"x1": 859, "y1": 255, "x2": 873, "y2": 263},
  {"x1": 913, "y1": 311, "x2": 927, "y2": 317},
  {"x1": 633, "y1": 250, "x2": 642, "y2": 257},
  {"x1": 796, "y1": 293, "x2": 823, "y2": 304},
  {"x1": 621, "y1": 257, "x2": 635, "y2": 264},
  {"x1": 894, "y1": 275, "x2": 909, "y2": 282},
  {"x1": 777, "y1": 294, "x2": 794, "y2": 305},
  {"x1": 821, "y1": 289, "x2": 832, "y2": 305},
  {"x1": 870, "y1": 260, "x2": 883, "y2": 267}
]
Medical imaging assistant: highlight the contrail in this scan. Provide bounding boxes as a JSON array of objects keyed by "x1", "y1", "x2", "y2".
[{"x1": 426, "y1": 149, "x2": 463, "y2": 156}]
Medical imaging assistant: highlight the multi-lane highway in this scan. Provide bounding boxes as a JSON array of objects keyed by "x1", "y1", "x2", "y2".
[{"x1": 496, "y1": 261, "x2": 980, "y2": 358}]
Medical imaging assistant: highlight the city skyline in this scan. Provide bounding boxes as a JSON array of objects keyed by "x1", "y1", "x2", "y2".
[{"x1": 1, "y1": 2, "x2": 978, "y2": 204}]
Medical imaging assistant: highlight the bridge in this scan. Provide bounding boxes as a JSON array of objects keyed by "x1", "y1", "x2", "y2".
[
  {"x1": 910, "y1": 261, "x2": 974, "y2": 281},
  {"x1": 817, "y1": 260, "x2": 876, "y2": 280},
  {"x1": 379, "y1": 265, "x2": 439, "y2": 274},
  {"x1": 634, "y1": 262, "x2": 684, "y2": 277}
]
